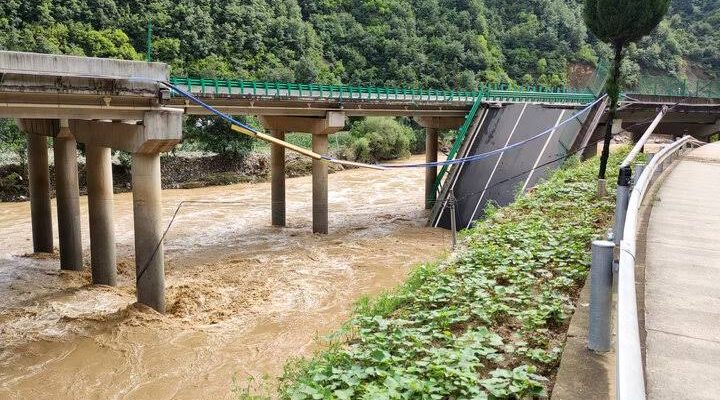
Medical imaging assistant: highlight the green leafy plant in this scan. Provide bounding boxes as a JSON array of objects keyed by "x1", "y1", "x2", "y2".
[
  {"x1": 264, "y1": 150, "x2": 627, "y2": 399},
  {"x1": 0, "y1": 119, "x2": 26, "y2": 165},
  {"x1": 183, "y1": 115, "x2": 255, "y2": 158},
  {"x1": 343, "y1": 117, "x2": 415, "y2": 163}
]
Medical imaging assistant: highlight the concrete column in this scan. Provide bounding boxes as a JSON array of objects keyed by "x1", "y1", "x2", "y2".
[
  {"x1": 425, "y1": 127, "x2": 439, "y2": 209},
  {"x1": 131, "y1": 153, "x2": 165, "y2": 312},
  {"x1": 612, "y1": 118, "x2": 624, "y2": 135},
  {"x1": 312, "y1": 134, "x2": 329, "y2": 234},
  {"x1": 271, "y1": 130, "x2": 286, "y2": 227},
  {"x1": 53, "y1": 125, "x2": 83, "y2": 270},
  {"x1": 86, "y1": 145, "x2": 117, "y2": 286},
  {"x1": 27, "y1": 133, "x2": 53, "y2": 253}
]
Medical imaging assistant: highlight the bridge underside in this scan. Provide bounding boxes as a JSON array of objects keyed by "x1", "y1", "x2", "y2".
[
  {"x1": 430, "y1": 102, "x2": 596, "y2": 230},
  {"x1": 577, "y1": 98, "x2": 720, "y2": 159}
]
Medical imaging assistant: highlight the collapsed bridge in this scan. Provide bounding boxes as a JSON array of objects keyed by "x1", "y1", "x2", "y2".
[{"x1": 2, "y1": 50, "x2": 719, "y2": 312}]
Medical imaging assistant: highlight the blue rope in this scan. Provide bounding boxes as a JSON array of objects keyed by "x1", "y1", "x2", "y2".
[{"x1": 160, "y1": 81, "x2": 261, "y2": 135}]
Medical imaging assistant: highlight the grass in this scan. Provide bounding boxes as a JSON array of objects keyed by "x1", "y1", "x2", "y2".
[{"x1": 238, "y1": 150, "x2": 625, "y2": 400}]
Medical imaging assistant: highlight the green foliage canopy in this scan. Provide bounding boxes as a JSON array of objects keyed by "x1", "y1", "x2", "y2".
[
  {"x1": 183, "y1": 115, "x2": 255, "y2": 157},
  {"x1": 344, "y1": 117, "x2": 415, "y2": 163},
  {"x1": 2, "y1": 0, "x2": 716, "y2": 89},
  {"x1": 584, "y1": 0, "x2": 672, "y2": 46}
]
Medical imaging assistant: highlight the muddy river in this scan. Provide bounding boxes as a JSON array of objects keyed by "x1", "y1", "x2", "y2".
[{"x1": 0, "y1": 154, "x2": 450, "y2": 399}]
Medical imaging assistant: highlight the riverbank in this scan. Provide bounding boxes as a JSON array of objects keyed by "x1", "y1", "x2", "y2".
[
  {"x1": 0, "y1": 151, "x2": 347, "y2": 202},
  {"x1": 274, "y1": 152, "x2": 623, "y2": 399}
]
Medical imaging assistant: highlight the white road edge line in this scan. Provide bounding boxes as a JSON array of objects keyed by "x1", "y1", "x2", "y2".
[{"x1": 521, "y1": 109, "x2": 566, "y2": 193}]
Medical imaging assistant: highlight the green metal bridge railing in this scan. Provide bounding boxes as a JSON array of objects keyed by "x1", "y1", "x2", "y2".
[
  {"x1": 429, "y1": 92, "x2": 485, "y2": 204},
  {"x1": 168, "y1": 77, "x2": 597, "y2": 105},
  {"x1": 629, "y1": 75, "x2": 720, "y2": 98}
]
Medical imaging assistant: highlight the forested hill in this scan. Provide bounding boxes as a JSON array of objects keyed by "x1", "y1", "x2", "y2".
[{"x1": 0, "y1": 0, "x2": 718, "y2": 90}]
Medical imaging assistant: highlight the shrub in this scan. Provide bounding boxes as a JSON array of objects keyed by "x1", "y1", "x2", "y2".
[
  {"x1": 343, "y1": 117, "x2": 415, "y2": 163},
  {"x1": 183, "y1": 115, "x2": 255, "y2": 159},
  {"x1": 0, "y1": 119, "x2": 26, "y2": 165}
]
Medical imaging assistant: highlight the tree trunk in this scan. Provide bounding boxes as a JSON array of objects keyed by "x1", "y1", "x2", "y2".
[{"x1": 598, "y1": 43, "x2": 624, "y2": 180}]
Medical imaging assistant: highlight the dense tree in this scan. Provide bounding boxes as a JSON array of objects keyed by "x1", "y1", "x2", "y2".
[{"x1": 0, "y1": 0, "x2": 716, "y2": 88}]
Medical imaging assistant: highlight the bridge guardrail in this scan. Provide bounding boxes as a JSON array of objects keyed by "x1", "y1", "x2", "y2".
[
  {"x1": 630, "y1": 75, "x2": 720, "y2": 99},
  {"x1": 168, "y1": 77, "x2": 596, "y2": 105},
  {"x1": 429, "y1": 93, "x2": 485, "y2": 206}
]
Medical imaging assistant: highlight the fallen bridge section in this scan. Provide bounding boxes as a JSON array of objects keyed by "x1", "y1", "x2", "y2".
[{"x1": 430, "y1": 102, "x2": 594, "y2": 229}]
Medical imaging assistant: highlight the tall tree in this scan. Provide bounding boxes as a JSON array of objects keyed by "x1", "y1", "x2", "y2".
[{"x1": 584, "y1": 0, "x2": 670, "y2": 188}]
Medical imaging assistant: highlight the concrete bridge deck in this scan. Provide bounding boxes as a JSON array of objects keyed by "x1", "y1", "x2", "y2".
[{"x1": 644, "y1": 141, "x2": 720, "y2": 399}]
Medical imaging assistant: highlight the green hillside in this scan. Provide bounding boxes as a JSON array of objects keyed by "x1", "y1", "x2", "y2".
[{"x1": 0, "y1": 0, "x2": 717, "y2": 88}]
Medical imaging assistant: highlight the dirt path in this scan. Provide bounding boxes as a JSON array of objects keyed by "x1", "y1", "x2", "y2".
[{"x1": 0, "y1": 155, "x2": 449, "y2": 399}]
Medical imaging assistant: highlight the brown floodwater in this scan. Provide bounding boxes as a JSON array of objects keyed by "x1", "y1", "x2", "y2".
[{"x1": 0, "y1": 155, "x2": 450, "y2": 399}]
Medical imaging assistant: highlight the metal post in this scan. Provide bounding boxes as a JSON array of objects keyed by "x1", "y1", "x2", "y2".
[
  {"x1": 634, "y1": 163, "x2": 646, "y2": 186},
  {"x1": 146, "y1": 22, "x2": 153, "y2": 62},
  {"x1": 614, "y1": 166, "x2": 632, "y2": 245},
  {"x1": 589, "y1": 240, "x2": 615, "y2": 352},
  {"x1": 449, "y1": 194, "x2": 457, "y2": 249}
]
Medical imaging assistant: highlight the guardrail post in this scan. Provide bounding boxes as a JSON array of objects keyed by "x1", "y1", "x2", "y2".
[
  {"x1": 614, "y1": 166, "x2": 632, "y2": 245},
  {"x1": 449, "y1": 193, "x2": 457, "y2": 250},
  {"x1": 589, "y1": 240, "x2": 615, "y2": 352}
]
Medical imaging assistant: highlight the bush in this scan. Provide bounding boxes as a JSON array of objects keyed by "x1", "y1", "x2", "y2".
[
  {"x1": 183, "y1": 115, "x2": 255, "y2": 159},
  {"x1": 0, "y1": 119, "x2": 26, "y2": 164},
  {"x1": 343, "y1": 117, "x2": 415, "y2": 163}
]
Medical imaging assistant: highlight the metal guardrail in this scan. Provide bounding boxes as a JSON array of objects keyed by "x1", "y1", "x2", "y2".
[
  {"x1": 430, "y1": 93, "x2": 485, "y2": 204},
  {"x1": 168, "y1": 77, "x2": 597, "y2": 105},
  {"x1": 630, "y1": 75, "x2": 720, "y2": 99},
  {"x1": 616, "y1": 136, "x2": 696, "y2": 400},
  {"x1": 589, "y1": 135, "x2": 700, "y2": 400}
]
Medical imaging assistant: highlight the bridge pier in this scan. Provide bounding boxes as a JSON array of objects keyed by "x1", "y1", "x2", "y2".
[
  {"x1": 416, "y1": 117, "x2": 464, "y2": 210},
  {"x1": 24, "y1": 126, "x2": 54, "y2": 253},
  {"x1": 132, "y1": 153, "x2": 165, "y2": 312},
  {"x1": 53, "y1": 120, "x2": 83, "y2": 270},
  {"x1": 86, "y1": 145, "x2": 117, "y2": 286},
  {"x1": 312, "y1": 134, "x2": 329, "y2": 234},
  {"x1": 260, "y1": 113, "x2": 345, "y2": 233},
  {"x1": 424, "y1": 128, "x2": 438, "y2": 209},
  {"x1": 270, "y1": 130, "x2": 286, "y2": 227},
  {"x1": 71, "y1": 110, "x2": 182, "y2": 312}
]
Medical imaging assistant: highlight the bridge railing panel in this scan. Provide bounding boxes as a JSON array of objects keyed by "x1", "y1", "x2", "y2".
[{"x1": 168, "y1": 77, "x2": 596, "y2": 105}]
